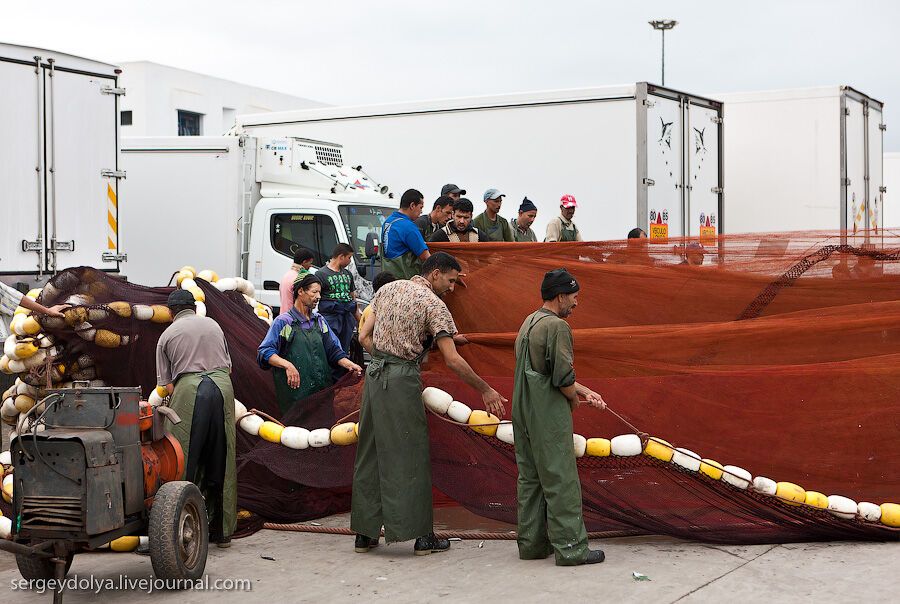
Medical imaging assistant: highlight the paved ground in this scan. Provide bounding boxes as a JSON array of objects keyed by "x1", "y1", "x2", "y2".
[{"x1": 1, "y1": 509, "x2": 897, "y2": 603}]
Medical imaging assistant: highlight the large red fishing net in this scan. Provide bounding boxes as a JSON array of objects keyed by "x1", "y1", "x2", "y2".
[{"x1": 14, "y1": 231, "x2": 900, "y2": 544}]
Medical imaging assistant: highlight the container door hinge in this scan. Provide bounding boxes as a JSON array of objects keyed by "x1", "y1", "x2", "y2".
[
  {"x1": 101, "y1": 169, "x2": 126, "y2": 179},
  {"x1": 880, "y1": 123, "x2": 887, "y2": 131},
  {"x1": 101, "y1": 86, "x2": 126, "y2": 96},
  {"x1": 643, "y1": 99, "x2": 656, "y2": 108},
  {"x1": 711, "y1": 186, "x2": 723, "y2": 194},
  {"x1": 843, "y1": 107, "x2": 850, "y2": 116},
  {"x1": 712, "y1": 116, "x2": 723, "y2": 124},
  {"x1": 102, "y1": 252, "x2": 127, "y2": 263},
  {"x1": 642, "y1": 178, "x2": 656, "y2": 186},
  {"x1": 842, "y1": 177, "x2": 851, "y2": 186},
  {"x1": 51, "y1": 240, "x2": 75, "y2": 252},
  {"x1": 879, "y1": 186, "x2": 887, "y2": 194}
]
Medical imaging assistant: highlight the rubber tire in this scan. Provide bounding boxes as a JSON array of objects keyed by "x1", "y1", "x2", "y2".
[
  {"x1": 149, "y1": 481, "x2": 208, "y2": 581},
  {"x1": 16, "y1": 551, "x2": 74, "y2": 581}
]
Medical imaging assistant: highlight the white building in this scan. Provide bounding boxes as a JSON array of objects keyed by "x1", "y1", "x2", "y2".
[{"x1": 117, "y1": 61, "x2": 325, "y2": 136}]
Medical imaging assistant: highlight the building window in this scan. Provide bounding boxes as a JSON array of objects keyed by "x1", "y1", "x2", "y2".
[
  {"x1": 120, "y1": 110, "x2": 133, "y2": 126},
  {"x1": 177, "y1": 110, "x2": 202, "y2": 136}
]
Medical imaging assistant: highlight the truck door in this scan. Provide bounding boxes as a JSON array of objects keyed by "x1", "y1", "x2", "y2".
[
  {"x1": 844, "y1": 96, "x2": 867, "y2": 240},
  {"x1": 686, "y1": 102, "x2": 721, "y2": 245},
  {"x1": 646, "y1": 95, "x2": 684, "y2": 240},
  {"x1": 45, "y1": 64, "x2": 121, "y2": 272},
  {"x1": 0, "y1": 57, "x2": 44, "y2": 275},
  {"x1": 257, "y1": 209, "x2": 341, "y2": 311},
  {"x1": 867, "y1": 103, "x2": 884, "y2": 239}
]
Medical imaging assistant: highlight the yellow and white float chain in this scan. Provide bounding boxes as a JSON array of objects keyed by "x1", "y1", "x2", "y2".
[{"x1": 231, "y1": 385, "x2": 900, "y2": 532}]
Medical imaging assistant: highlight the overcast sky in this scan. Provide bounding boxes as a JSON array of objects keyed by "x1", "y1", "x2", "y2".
[{"x1": 3, "y1": 0, "x2": 899, "y2": 148}]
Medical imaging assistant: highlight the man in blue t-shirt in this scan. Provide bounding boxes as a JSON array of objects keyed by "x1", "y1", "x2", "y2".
[{"x1": 381, "y1": 189, "x2": 431, "y2": 280}]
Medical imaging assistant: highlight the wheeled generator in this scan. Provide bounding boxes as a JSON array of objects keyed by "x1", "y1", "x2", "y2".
[{"x1": 0, "y1": 385, "x2": 209, "y2": 597}]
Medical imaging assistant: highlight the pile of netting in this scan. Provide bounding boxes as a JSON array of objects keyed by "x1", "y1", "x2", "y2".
[{"x1": 4, "y1": 230, "x2": 900, "y2": 544}]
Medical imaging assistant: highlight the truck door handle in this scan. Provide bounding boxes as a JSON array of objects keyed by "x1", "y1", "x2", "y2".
[{"x1": 263, "y1": 280, "x2": 279, "y2": 290}]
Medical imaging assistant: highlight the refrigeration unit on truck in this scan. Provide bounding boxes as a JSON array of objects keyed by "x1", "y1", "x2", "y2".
[
  {"x1": 235, "y1": 83, "x2": 725, "y2": 244},
  {"x1": 120, "y1": 135, "x2": 396, "y2": 311},
  {"x1": 0, "y1": 43, "x2": 125, "y2": 285},
  {"x1": 716, "y1": 86, "x2": 885, "y2": 240}
]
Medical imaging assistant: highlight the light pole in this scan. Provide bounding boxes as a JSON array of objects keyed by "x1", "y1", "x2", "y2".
[{"x1": 649, "y1": 19, "x2": 678, "y2": 85}]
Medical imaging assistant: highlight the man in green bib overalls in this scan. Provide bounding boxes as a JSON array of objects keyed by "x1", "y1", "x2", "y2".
[
  {"x1": 544, "y1": 195, "x2": 583, "y2": 242},
  {"x1": 473, "y1": 188, "x2": 515, "y2": 242},
  {"x1": 352, "y1": 252, "x2": 507, "y2": 555},
  {"x1": 155, "y1": 289, "x2": 237, "y2": 548},
  {"x1": 513, "y1": 268, "x2": 607, "y2": 566},
  {"x1": 257, "y1": 273, "x2": 362, "y2": 421}
]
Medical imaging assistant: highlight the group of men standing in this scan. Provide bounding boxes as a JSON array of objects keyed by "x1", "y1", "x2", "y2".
[
  {"x1": 382, "y1": 184, "x2": 584, "y2": 280},
  {"x1": 412, "y1": 183, "x2": 582, "y2": 246}
]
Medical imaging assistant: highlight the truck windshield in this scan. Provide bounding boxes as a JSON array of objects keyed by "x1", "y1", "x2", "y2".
[{"x1": 338, "y1": 205, "x2": 395, "y2": 261}]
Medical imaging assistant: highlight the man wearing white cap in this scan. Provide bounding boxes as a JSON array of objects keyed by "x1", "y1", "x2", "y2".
[
  {"x1": 545, "y1": 195, "x2": 583, "y2": 242},
  {"x1": 473, "y1": 189, "x2": 514, "y2": 242}
]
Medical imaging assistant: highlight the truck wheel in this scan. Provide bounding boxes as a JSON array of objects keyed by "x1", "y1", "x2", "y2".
[
  {"x1": 149, "y1": 481, "x2": 208, "y2": 581},
  {"x1": 16, "y1": 551, "x2": 73, "y2": 580}
]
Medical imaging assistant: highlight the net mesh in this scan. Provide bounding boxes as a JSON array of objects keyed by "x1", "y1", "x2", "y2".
[{"x1": 13, "y1": 230, "x2": 900, "y2": 544}]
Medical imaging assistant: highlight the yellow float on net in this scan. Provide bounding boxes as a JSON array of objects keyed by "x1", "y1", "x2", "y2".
[
  {"x1": 331, "y1": 422, "x2": 358, "y2": 445},
  {"x1": 258, "y1": 421, "x2": 284, "y2": 444},
  {"x1": 109, "y1": 536, "x2": 140, "y2": 552},
  {"x1": 468, "y1": 410, "x2": 500, "y2": 437},
  {"x1": 775, "y1": 481, "x2": 806, "y2": 505},
  {"x1": 197, "y1": 270, "x2": 219, "y2": 283},
  {"x1": 585, "y1": 437, "x2": 611, "y2": 457},
  {"x1": 879, "y1": 503, "x2": 900, "y2": 528},
  {"x1": 180, "y1": 266, "x2": 197, "y2": 279},
  {"x1": 643, "y1": 437, "x2": 674, "y2": 462},
  {"x1": 108, "y1": 301, "x2": 132, "y2": 318},
  {"x1": 94, "y1": 329, "x2": 122, "y2": 349},
  {"x1": 699, "y1": 459, "x2": 724, "y2": 480},
  {"x1": 150, "y1": 305, "x2": 173, "y2": 323},
  {"x1": 804, "y1": 491, "x2": 828, "y2": 509},
  {"x1": 187, "y1": 286, "x2": 205, "y2": 303}
]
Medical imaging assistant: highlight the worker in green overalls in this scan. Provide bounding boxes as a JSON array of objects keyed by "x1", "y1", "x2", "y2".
[
  {"x1": 473, "y1": 188, "x2": 515, "y2": 242},
  {"x1": 352, "y1": 251, "x2": 507, "y2": 555},
  {"x1": 257, "y1": 273, "x2": 362, "y2": 421},
  {"x1": 512, "y1": 268, "x2": 607, "y2": 566},
  {"x1": 155, "y1": 289, "x2": 237, "y2": 548},
  {"x1": 544, "y1": 195, "x2": 584, "y2": 242},
  {"x1": 380, "y1": 189, "x2": 432, "y2": 280}
]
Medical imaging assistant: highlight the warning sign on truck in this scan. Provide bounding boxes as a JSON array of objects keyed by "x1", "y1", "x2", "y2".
[
  {"x1": 699, "y1": 213, "x2": 716, "y2": 243},
  {"x1": 649, "y1": 209, "x2": 669, "y2": 240}
]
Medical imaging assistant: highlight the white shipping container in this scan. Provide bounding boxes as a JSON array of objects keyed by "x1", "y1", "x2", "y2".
[
  {"x1": 236, "y1": 83, "x2": 724, "y2": 243},
  {"x1": 0, "y1": 43, "x2": 124, "y2": 280},
  {"x1": 716, "y1": 86, "x2": 885, "y2": 239}
]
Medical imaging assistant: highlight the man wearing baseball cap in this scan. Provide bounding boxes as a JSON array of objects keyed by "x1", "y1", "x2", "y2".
[
  {"x1": 440, "y1": 183, "x2": 466, "y2": 202},
  {"x1": 545, "y1": 195, "x2": 583, "y2": 242},
  {"x1": 473, "y1": 188, "x2": 514, "y2": 242}
]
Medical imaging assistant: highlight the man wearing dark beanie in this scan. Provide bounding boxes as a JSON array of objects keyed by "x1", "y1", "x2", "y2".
[
  {"x1": 512, "y1": 197, "x2": 538, "y2": 242},
  {"x1": 512, "y1": 268, "x2": 607, "y2": 566}
]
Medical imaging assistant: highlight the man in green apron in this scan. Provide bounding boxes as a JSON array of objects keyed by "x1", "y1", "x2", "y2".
[
  {"x1": 381, "y1": 189, "x2": 432, "y2": 280},
  {"x1": 155, "y1": 289, "x2": 237, "y2": 548},
  {"x1": 473, "y1": 188, "x2": 514, "y2": 242},
  {"x1": 511, "y1": 197, "x2": 539, "y2": 242},
  {"x1": 513, "y1": 268, "x2": 607, "y2": 566},
  {"x1": 257, "y1": 273, "x2": 362, "y2": 420},
  {"x1": 352, "y1": 251, "x2": 507, "y2": 555},
  {"x1": 544, "y1": 195, "x2": 584, "y2": 242}
]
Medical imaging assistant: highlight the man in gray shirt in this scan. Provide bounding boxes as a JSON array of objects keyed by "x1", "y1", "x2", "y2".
[{"x1": 155, "y1": 289, "x2": 237, "y2": 548}]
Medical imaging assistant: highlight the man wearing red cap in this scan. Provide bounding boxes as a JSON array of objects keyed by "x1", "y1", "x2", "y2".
[{"x1": 544, "y1": 195, "x2": 583, "y2": 242}]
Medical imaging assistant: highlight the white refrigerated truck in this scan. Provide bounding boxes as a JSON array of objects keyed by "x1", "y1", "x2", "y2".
[
  {"x1": 235, "y1": 83, "x2": 725, "y2": 243},
  {"x1": 716, "y1": 86, "x2": 885, "y2": 237},
  {"x1": 0, "y1": 43, "x2": 126, "y2": 285},
  {"x1": 119, "y1": 135, "x2": 396, "y2": 310},
  {"x1": 0, "y1": 43, "x2": 395, "y2": 316}
]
